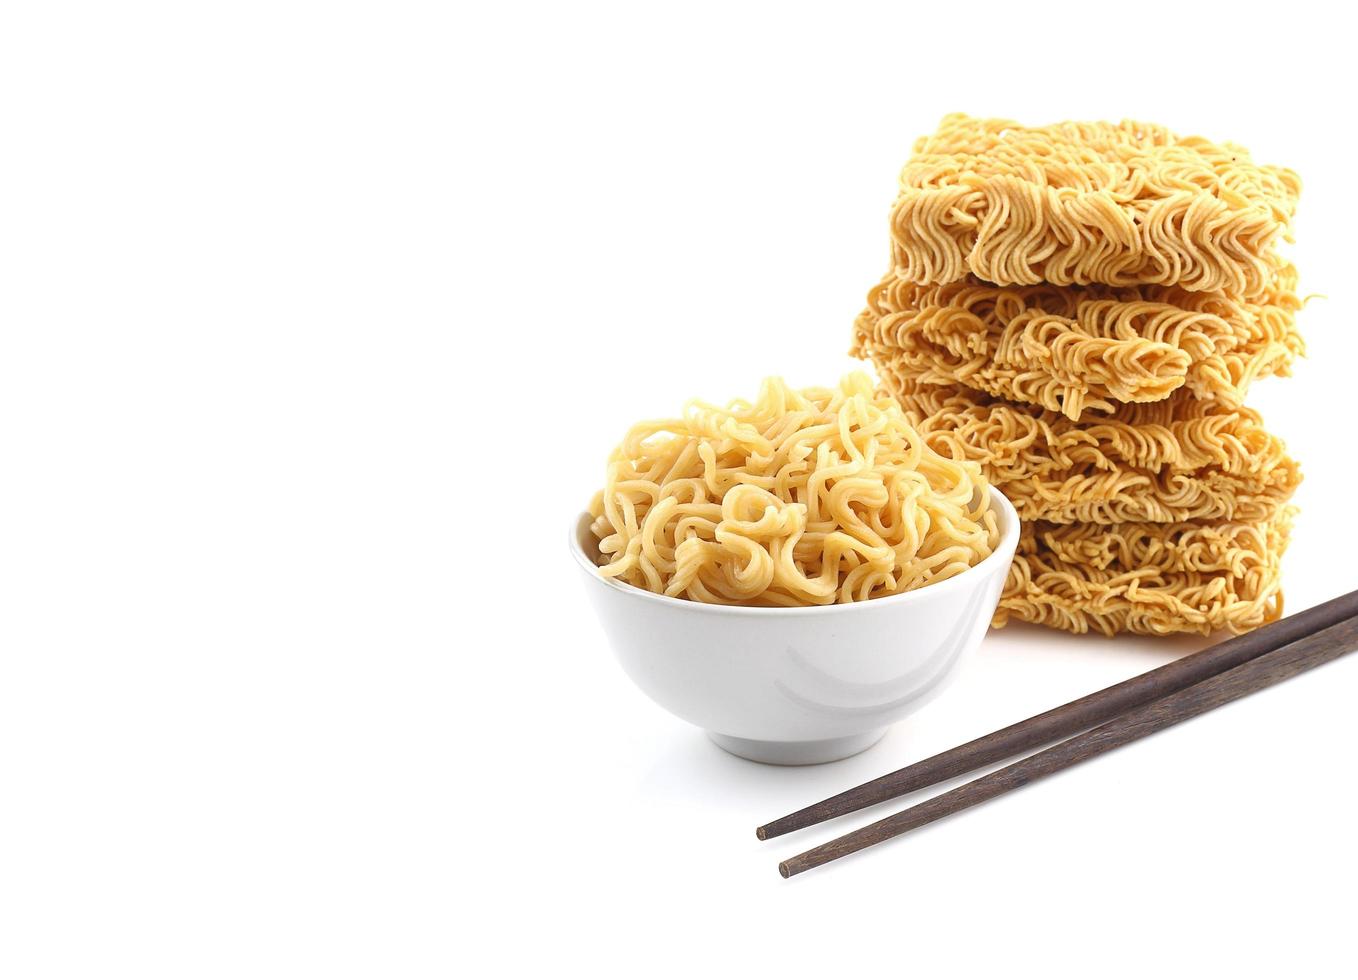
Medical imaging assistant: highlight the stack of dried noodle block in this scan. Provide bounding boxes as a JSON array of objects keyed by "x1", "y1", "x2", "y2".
[{"x1": 853, "y1": 115, "x2": 1304, "y2": 636}]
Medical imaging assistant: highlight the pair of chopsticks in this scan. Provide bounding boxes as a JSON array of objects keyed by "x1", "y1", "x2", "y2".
[{"x1": 760, "y1": 589, "x2": 1358, "y2": 877}]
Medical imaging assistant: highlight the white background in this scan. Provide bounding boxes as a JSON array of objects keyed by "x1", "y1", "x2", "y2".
[{"x1": 2, "y1": 1, "x2": 1354, "y2": 977}]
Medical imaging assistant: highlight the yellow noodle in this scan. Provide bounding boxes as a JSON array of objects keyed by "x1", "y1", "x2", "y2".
[
  {"x1": 853, "y1": 268, "x2": 1302, "y2": 420},
  {"x1": 890, "y1": 114, "x2": 1300, "y2": 295},
  {"x1": 995, "y1": 510, "x2": 1293, "y2": 636},
  {"x1": 588, "y1": 374, "x2": 998, "y2": 606},
  {"x1": 880, "y1": 377, "x2": 1301, "y2": 525}
]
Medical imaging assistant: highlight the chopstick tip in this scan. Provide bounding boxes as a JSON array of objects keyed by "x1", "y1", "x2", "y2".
[
  {"x1": 755, "y1": 825, "x2": 768, "y2": 840},
  {"x1": 777, "y1": 861, "x2": 791, "y2": 879}
]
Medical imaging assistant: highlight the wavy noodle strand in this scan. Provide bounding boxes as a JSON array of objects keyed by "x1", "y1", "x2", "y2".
[
  {"x1": 589, "y1": 375, "x2": 998, "y2": 606},
  {"x1": 890, "y1": 114, "x2": 1301, "y2": 295}
]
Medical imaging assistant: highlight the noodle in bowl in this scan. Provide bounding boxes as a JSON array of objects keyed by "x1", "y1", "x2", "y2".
[
  {"x1": 573, "y1": 375, "x2": 1020, "y2": 764},
  {"x1": 588, "y1": 374, "x2": 998, "y2": 606}
]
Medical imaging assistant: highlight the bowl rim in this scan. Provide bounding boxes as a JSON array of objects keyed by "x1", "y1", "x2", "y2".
[{"x1": 568, "y1": 487, "x2": 1019, "y2": 617}]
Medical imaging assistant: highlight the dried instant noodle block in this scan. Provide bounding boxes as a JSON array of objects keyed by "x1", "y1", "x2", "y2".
[
  {"x1": 995, "y1": 510, "x2": 1293, "y2": 636},
  {"x1": 891, "y1": 114, "x2": 1301, "y2": 296},
  {"x1": 881, "y1": 377, "x2": 1301, "y2": 526},
  {"x1": 852, "y1": 268, "x2": 1303, "y2": 420}
]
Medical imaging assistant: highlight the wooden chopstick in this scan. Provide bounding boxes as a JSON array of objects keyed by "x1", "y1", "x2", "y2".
[
  {"x1": 777, "y1": 611, "x2": 1358, "y2": 877},
  {"x1": 757, "y1": 589, "x2": 1358, "y2": 841}
]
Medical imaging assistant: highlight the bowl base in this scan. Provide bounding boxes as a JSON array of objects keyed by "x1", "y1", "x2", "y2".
[{"x1": 707, "y1": 728, "x2": 888, "y2": 766}]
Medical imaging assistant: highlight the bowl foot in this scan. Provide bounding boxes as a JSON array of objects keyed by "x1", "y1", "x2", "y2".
[{"x1": 707, "y1": 728, "x2": 888, "y2": 766}]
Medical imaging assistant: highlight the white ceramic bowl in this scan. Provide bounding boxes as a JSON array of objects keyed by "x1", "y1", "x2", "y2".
[{"x1": 570, "y1": 490, "x2": 1019, "y2": 765}]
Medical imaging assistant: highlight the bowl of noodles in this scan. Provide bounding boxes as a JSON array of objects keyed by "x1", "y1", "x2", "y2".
[{"x1": 570, "y1": 374, "x2": 1020, "y2": 765}]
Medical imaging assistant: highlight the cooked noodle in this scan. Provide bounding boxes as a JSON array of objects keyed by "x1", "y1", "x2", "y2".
[{"x1": 588, "y1": 374, "x2": 998, "y2": 606}]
